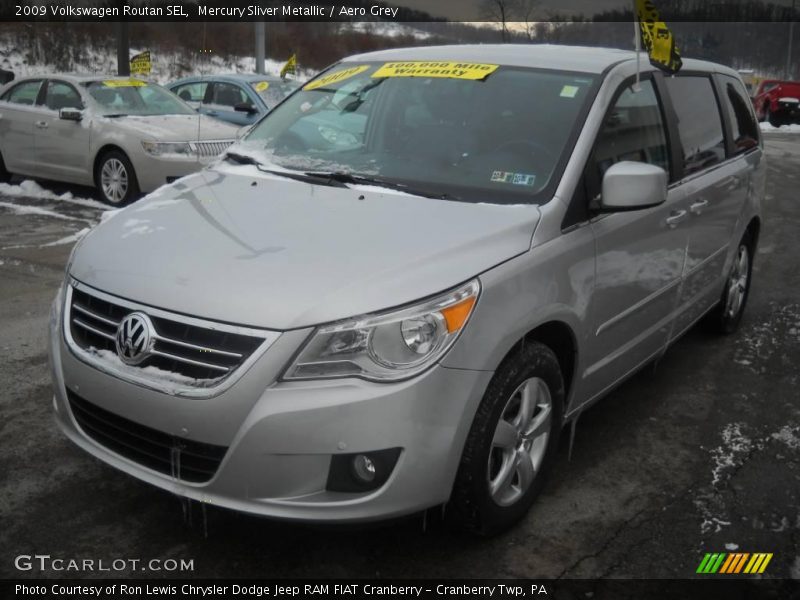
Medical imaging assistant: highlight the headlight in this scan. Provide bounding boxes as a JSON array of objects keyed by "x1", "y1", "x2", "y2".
[
  {"x1": 283, "y1": 279, "x2": 480, "y2": 382},
  {"x1": 141, "y1": 141, "x2": 196, "y2": 157}
]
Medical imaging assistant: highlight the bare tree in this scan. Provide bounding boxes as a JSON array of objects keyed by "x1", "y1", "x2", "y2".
[
  {"x1": 511, "y1": 0, "x2": 541, "y2": 41},
  {"x1": 481, "y1": 0, "x2": 514, "y2": 42}
]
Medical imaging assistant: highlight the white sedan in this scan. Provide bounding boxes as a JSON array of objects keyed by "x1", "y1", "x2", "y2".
[{"x1": 0, "y1": 75, "x2": 238, "y2": 204}]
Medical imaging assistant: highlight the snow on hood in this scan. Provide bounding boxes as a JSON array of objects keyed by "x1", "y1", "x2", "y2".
[{"x1": 101, "y1": 113, "x2": 238, "y2": 142}]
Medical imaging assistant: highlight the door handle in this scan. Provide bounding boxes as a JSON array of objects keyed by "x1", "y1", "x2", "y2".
[
  {"x1": 689, "y1": 199, "x2": 709, "y2": 215},
  {"x1": 35, "y1": 120, "x2": 48, "y2": 129},
  {"x1": 666, "y1": 209, "x2": 688, "y2": 228}
]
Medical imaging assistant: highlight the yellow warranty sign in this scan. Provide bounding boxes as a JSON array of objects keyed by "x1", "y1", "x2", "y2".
[
  {"x1": 372, "y1": 61, "x2": 499, "y2": 80},
  {"x1": 304, "y1": 65, "x2": 370, "y2": 91},
  {"x1": 254, "y1": 81, "x2": 270, "y2": 92},
  {"x1": 103, "y1": 79, "x2": 147, "y2": 87}
]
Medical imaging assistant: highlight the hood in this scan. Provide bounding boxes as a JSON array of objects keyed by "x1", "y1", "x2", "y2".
[
  {"x1": 70, "y1": 166, "x2": 540, "y2": 330},
  {"x1": 102, "y1": 114, "x2": 238, "y2": 142}
]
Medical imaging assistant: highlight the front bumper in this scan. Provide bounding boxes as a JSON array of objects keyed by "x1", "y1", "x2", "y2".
[
  {"x1": 49, "y1": 291, "x2": 491, "y2": 522},
  {"x1": 131, "y1": 152, "x2": 219, "y2": 193}
]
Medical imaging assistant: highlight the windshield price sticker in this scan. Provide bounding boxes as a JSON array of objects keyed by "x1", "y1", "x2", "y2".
[
  {"x1": 372, "y1": 61, "x2": 499, "y2": 80},
  {"x1": 303, "y1": 65, "x2": 370, "y2": 91},
  {"x1": 103, "y1": 79, "x2": 147, "y2": 88},
  {"x1": 254, "y1": 81, "x2": 270, "y2": 92}
]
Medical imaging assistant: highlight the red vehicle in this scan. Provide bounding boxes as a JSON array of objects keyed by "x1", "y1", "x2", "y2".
[{"x1": 753, "y1": 79, "x2": 800, "y2": 126}]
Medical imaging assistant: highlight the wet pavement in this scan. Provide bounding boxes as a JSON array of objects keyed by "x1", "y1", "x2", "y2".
[{"x1": 1, "y1": 135, "x2": 798, "y2": 580}]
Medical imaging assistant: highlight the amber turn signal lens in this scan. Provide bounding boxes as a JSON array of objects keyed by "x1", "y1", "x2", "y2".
[{"x1": 441, "y1": 296, "x2": 477, "y2": 333}]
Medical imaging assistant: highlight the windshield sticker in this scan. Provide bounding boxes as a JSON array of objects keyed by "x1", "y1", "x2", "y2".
[
  {"x1": 560, "y1": 85, "x2": 580, "y2": 98},
  {"x1": 303, "y1": 65, "x2": 370, "y2": 91},
  {"x1": 253, "y1": 81, "x2": 270, "y2": 92},
  {"x1": 372, "y1": 61, "x2": 499, "y2": 81},
  {"x1": 491, "y1": 171, "x2": 536, "y2": 186},
  {"x1": 103, "y1": 79, "x2": 147, "y2": 88}
]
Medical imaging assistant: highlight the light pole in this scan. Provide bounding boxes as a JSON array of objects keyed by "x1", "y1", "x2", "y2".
[
  {"x1": 787, "y1": 0, "x2": 796, "y2": 80},
  {"x1": 255, "y1": 22, "x2": 266, "y2": 75}
]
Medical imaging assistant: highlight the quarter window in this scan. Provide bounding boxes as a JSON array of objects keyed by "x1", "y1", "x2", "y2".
[
  {"x1": 44, "y1": 81, "x2": 82, "y2": 111},
  {"x1": 664, "y1": 76, "x2": 726, "y2": 176},
  {"x1": 720, "y1": 75, "x2": 759, "y2": 153},
  {"x1": 2, "y1": 80, "x2": 43, "y2": 105},
  {"x1": 173, "y1": 82, "x2": 207, "y2": 103},
  {"x1": 593, "y1": 79, "x2": 670, "y2": 183}
]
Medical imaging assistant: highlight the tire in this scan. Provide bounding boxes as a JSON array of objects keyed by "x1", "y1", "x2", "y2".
[
  {"x1": 95, "y1": 150, "x2": 139, "y2": 206},
  {"x1": 0, "y1": 150, "x2": 11, "y2": 183},
  {"x1": 706, "y1": 233, "x2": 754, "y2": 334},
  {"x1": 766, "y1": 106, "x2": 781, "y2": 128},
  {"x1": 448, "y1": 341, "x2": 564, "y2": 536}
]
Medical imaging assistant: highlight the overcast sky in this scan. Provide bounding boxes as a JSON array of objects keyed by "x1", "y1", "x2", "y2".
[{"x1": 391, "y1": 0, "x2": 797, "y2": 20}]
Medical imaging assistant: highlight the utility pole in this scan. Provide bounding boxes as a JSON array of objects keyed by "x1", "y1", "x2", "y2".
[
  {"x1": 117, "y1": 22, "x2": 130, "y2": 76},
  {"x1": 255, "y1": 22, "x2": 266, "y2": 74},
  {"x1": 786, "y1": 0, "x2": 797, "y2": 80}
]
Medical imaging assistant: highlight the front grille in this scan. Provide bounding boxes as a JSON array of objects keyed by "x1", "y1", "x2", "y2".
[
  {"x1": 68, "y1": 391, "x2": 226, "y2": 483},
  {"x1": 190, "y1": 140, "x2": 234, "y2": 158},
  {"x1": 67, "y1": 284, "x2": 268, "y2": 386}
]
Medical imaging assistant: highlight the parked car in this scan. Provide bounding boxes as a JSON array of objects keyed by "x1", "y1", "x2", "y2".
[
  {"x1": 0, "y1": 75, "x2": 238, "y2": 204},
  {"x1": 0, "y1": 68, "x2": 13, "y2": 85},
  {"x1": 49, "y1": 45, "x2": 764, "y2": 535},
  {"x1": 168, "y1": 74, "x2": 300, "y2": 126},
  {"x1": 752, "y1": 79, "x2": 800, "y2": 126}
]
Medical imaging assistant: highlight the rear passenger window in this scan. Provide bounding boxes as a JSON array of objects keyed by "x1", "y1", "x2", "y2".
[
  {"x1": 719, "y1": 75, "x2": 759, "y2": 153},
  {"x1": 593, "y1": 79, "x2": 670, "y2": 183},
  {"x1": 209, "y1": 82, "x2": 250, "y2": 108},
  {"x1": 664, "y1": 76, "x2": 726, "y2": 176},
  {"x1": 2, "y1": 80, "x2": 42, "y2": 105}
]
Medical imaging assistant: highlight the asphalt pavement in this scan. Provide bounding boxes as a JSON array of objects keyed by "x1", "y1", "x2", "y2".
[{"x1": 1, "y1": 133, "x2": 798, "y2": 580}]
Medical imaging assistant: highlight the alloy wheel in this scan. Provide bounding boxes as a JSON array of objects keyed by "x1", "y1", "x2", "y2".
[
  {"x1": 725, "y1": 244, "x2": 750, "y2": 320},
  {"x1": 100, "y1": 158, "x2": 129, "y2": 204},
  {"x1": 487, "y1": 377, "x2": 552, "y2": 507}
]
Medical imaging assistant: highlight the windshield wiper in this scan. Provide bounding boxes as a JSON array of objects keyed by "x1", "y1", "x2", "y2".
[
  {"x1": 223, "y1": 152, "x2": 349, "y2": 188},
  {"x1": 304, "y1": 171, "x2": 458, "y2": 200}
]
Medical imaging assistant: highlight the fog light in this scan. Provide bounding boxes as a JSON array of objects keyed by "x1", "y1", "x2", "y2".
[
  {"x1": 352, "y1": 454, "x2": 376, "y2": 483},
  {"x1": 326, "y1": 447, "x2": 402, "y2": 493}
]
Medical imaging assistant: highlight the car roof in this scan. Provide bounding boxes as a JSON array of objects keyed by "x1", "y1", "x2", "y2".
[
  {"x1": 343, "y1": 44, "x2": 739, "y2": 77},
  {"x1": 169, "y1": 73, "x2": 291, "y2": 86},
  {"x1": 5, "y1": 74, "x2": 155, "y2": 85}
]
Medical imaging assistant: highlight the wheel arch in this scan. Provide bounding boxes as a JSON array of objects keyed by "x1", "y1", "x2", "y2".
[{"x1": 92, "y1": 144, "x2": 131, "y2": 185}]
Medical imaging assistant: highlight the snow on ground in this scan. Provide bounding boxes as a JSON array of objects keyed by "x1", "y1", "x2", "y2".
[
  {"x1": 760, "y1": 122, "x2": 800, "y2": 133},
  {"x1": 0, "y1": 201, "x2": 91, "y2": 222},
  {"x1": 0, "y1": 181, "x2": 107, "y2": 210},
  {"x1": 0, "y1": 31, "x2": 315, "y2": 86}
]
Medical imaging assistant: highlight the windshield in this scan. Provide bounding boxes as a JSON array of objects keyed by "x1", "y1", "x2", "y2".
[
  {"x1": 86, "y1": 80, "x2": 196, "y2": 116},
  {"x1": 240, "y1": 62, "x2": 597, "y2": 203},
  {"x1": 251, "y1": 80, "x2": 301, "y2": 108}
]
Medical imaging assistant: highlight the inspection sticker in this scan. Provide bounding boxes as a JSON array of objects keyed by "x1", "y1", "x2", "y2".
[
  {"x1": 560, "y1": 85, "x2": 580, "y2": 98},
  {"x1": 253, "y1": 81, "x2": 270, "y2": 92},
  {"x1": 304, "y1": 65, "x2": 370, "y2": 91},
  {"x1": 491, "y1": 171, "x2": 536, "y2": 186},
  {"x1": 372, "y1": 61, "x2": 499, "y2": 80},
  {"x1": 103, "y1": 79, "x2": 147, "y2": 87}
]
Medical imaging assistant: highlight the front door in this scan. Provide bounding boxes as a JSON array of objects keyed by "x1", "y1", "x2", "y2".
[{"x1": 0, "y1": 79, "x2": 45, "y2": 174}]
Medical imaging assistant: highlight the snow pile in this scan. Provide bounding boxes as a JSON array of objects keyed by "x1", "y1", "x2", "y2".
[
  {"x1": 760, "y1": 122, "x2": 800, "y2": 133},
  {"x1": 0, "y1": 180, "x2": 106, "y2": 209},
  {"x1": 0, "y1": 201, "x2": 89, "y2": 222}
]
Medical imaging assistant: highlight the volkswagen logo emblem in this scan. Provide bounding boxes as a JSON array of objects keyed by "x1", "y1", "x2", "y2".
[{"x1": 115, "y1": 312, "x2": 154, "y2": 365}]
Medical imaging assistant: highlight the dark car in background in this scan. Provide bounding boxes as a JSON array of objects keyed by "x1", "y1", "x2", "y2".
[
  {"x1": 168, "y1": 74, "x2": 300, "y2": 126},
  {"x1": 753, "y1": 79, "x2": 800, "y2": 126}
]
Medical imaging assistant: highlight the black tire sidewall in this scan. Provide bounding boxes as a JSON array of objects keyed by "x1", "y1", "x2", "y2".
[
  {"x1": 96, "y1": 150, "x2": 139, "y2": 206},
  {"x1": 0, "y1": 150, "x2": 10, "y2": 182},
  {"x1": 450, "y1": 341, "x2": 565, "y2": 536}
]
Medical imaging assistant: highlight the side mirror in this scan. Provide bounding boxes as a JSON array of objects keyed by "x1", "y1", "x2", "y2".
[
  {"x1": 599, "y1": 161, "x2": 667, "y2": 212},
  {"x1": 234, "y1": 102, "x2": 257, "y2": 114},
  {"x1": 59, "y1": 107, "x2": 83, "y2": 121}
]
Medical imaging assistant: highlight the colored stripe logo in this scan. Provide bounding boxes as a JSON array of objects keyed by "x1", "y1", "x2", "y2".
[{"x1": 697, "y1": 553, "x2": 773, "y2": 574}]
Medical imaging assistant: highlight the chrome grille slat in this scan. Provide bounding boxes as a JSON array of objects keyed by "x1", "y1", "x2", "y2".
[
  {"x1": 149, "y1": 349, "x2": 230, "y2": 373},
  {"x1": 191, "y1": 140, "x2": 234, "y2": 158},
  {"x1": 65, "y1": 283, "x2": 279, "y2": 396},
  {"x1": 73, "y1": 318, "x2": 116, "y2": 341},
  {"x1": 72, "y1": 303, "x2": 120, "y2": 327},
  {"x1": 152, "y1": 334, "x2": 243, "y2": 359}
]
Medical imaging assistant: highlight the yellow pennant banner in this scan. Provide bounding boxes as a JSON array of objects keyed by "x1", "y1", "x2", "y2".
[
  {"x1": 129, "y1": 50, "x2": 151, "y2": 76},
  {"x1": 635, "y1": 0, "x2": 683, "y2": 74},
  {"x1": 372, "y1": 61, "x2": 499, "y2": 80},
  {"x1": 280, "y1": 53, "x2": 297, "y2": 79}
]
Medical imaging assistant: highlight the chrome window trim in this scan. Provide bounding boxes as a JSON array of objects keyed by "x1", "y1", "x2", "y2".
[{"x1": 62, "y1": 280, "x2": 281, "y2": 398}]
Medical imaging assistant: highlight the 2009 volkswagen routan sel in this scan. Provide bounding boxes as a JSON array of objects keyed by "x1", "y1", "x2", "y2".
[{"x1": 49, "y1": 45, "x2": 765, "y2": 535}]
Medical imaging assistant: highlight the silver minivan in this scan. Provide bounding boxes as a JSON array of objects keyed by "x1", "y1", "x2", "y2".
[{"x1": 49, "y1": 45, "x2": 765, "y2": 535}]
